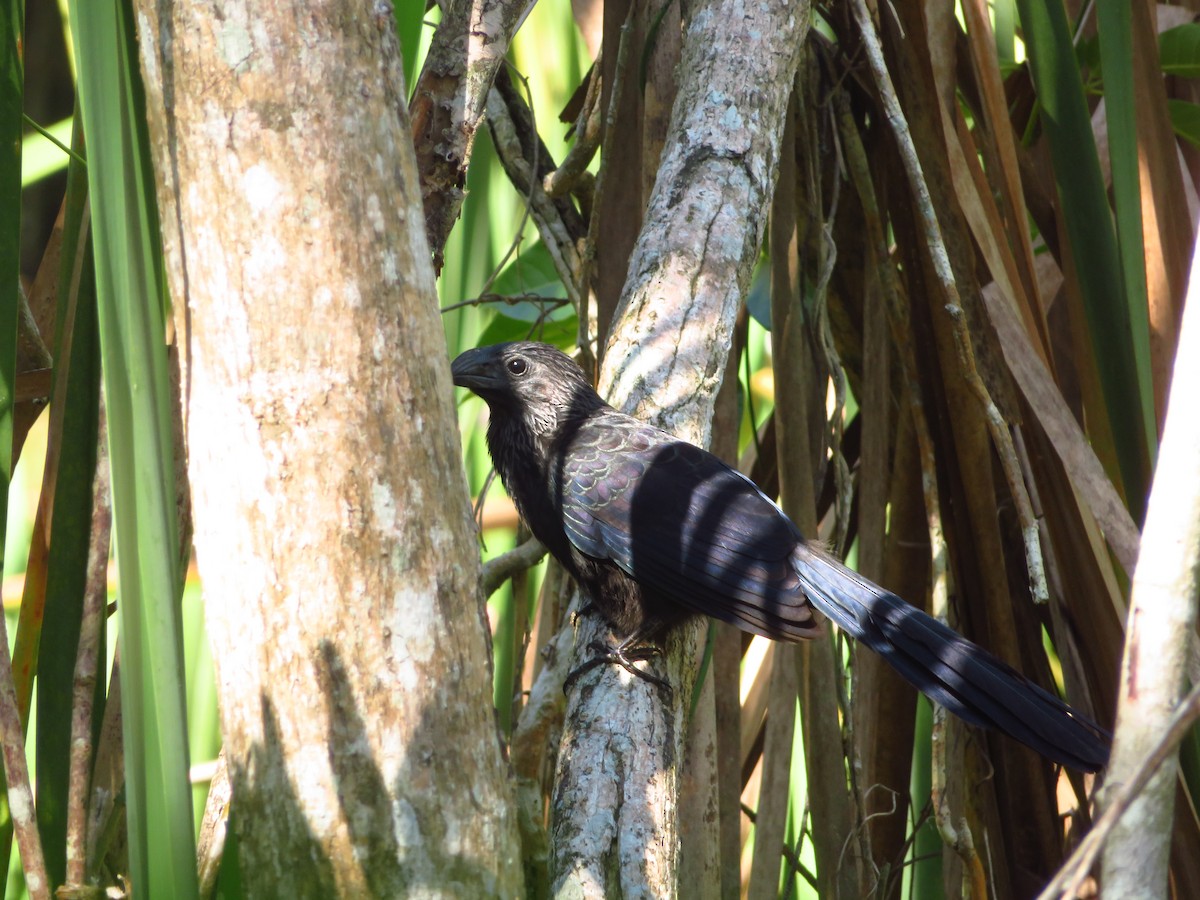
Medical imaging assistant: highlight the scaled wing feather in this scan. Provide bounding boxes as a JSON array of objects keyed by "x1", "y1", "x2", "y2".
[{"x1": 559, "y1": 416, "x2": 821, "y2": 639}]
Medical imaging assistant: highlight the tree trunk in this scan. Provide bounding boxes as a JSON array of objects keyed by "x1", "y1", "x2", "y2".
[
  {"x1": 132, "y1": 2, "x2": 522, "y2": 895},
  {"x1": 1099, "y1": 227, "x2": 1200, "y2": 898},
  {"x1": 548, "y1": 0, "x2": 809, "y2": 895}
]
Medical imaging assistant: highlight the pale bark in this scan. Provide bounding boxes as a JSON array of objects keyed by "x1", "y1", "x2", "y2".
[
  {"x1": 133, "y1": 2, "x2": 522, "y2": 895},
  {"x1": 548, "y1": 0, "x2": 809, "y2": 896},
  {"x1": 677, "y1": 359, "x2": 740, "y2": 900},
  {"x1": 196, "y1": 750, "x2": 230, "y2": 900},
  {"x1": 411, "y1": 0, "x2": 537, "y2": 269},
  {"x1": 1099, "y1": 227, "x2": 1200, "y2": 897}
]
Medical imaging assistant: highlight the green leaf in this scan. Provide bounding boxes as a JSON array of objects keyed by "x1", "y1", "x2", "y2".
[
  {"x1": 1160, "y1": 23, "x2": 1200, "y2": 79},
  {"x1": 473, "y1": 239, "x2": 576, "y2": 346},
  {"x1": 395, "y1": 0, "x2": 424, "y2": 92},
  {"x1": 1168, "y1": 98, "x2": 1200, "y2": 147},
  {"x1": 746, "y1": 262, "x2": 771, "y2": 330},
  {"x1": 1017, "y1": 0, "x2": 1153, "y2": 520},
  {"x1": 476, "y1": 305, "x2": 577, "y2": 348},
  {"x1": 488, "y1": 238, "x2": 565, "y2": 299},
  {"x1": 993, "y1": 0, "x2": 1017, "y2": 68},
  {"x1": 68, "y1": 0, "x2": 197, "y2": 896},
  {"x1": 1097, "y1": 0, "x2": 1156, "y2": 469},
  {"x1": 0, "y1": 2, "x2": 21, "y2": 895},
  {"x1": 907, "y1": 698, "x2": 942, "y2": 896}
]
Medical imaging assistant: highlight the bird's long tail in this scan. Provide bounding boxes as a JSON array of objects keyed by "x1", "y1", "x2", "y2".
[{"x1": 792, "y1": 548, "x2": 1109, "y2": 771}]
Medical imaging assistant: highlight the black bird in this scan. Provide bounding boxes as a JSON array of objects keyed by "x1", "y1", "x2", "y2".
[{"x1": 451, "y1": 341, "x2": 1109, "y2": 771}]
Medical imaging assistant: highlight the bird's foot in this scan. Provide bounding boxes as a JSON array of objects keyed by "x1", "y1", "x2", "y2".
[{"x1": 563, "y1": 640, "x2": 671, "y2": 694}]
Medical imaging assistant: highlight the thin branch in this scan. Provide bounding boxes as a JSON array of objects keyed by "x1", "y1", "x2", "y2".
[
  {"x1": 64, "y1": 403, "x2": 111, "y2": 890},
  {"x1": 809, "y1": 126, "x2": 849, "y2": 556},
  {"x1": 482, "y1": 537, "x2": 548, "y2": 597},
  {"x1": 544, "y1": 56, "x2": 603, "y2": 201},
  {"x1": 0, "y1": 605, "x2": 49, "y2": 899},
  {"x1": 1039, "y1": 682, "x2": 1200, "y2": 900},
  {"x1": 440, "y1": 293, "x2": 569, "y2": 315},
  {"x1": 484, "y1": 70, "x2": 587, "y2": 310},
  {"x1": 783, "y1": 68, "x2": 862, "y2": 897},
  {"x1": 478, "y1": 66, "x2": 541, "y2": 301},
  {"x1": 84, "y1": 654, "x2": 124, "y2": 878},
  {"x1": 946, "y1": 304, "x2": 1049, "y2": 603},
  {"x1": 832, "y1": 69, "x2": 962, "y2": 878},
  {"x1": 196, "y1": 750, "x2": 231, "y2": 900}
]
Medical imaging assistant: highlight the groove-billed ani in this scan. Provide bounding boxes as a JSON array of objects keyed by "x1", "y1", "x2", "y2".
[{"x1": 451, "y1": 341, "x2": 1109, "y2": 771}]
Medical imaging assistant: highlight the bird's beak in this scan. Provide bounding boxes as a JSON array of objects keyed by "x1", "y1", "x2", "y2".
[{"x1": 451, "y1": 347, "x2": 504, "y2": 394}]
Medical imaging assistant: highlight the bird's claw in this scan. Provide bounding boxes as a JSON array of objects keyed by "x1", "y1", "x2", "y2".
[{"x1": 563, "y1": 641, "x2": 672, "y2": 695}]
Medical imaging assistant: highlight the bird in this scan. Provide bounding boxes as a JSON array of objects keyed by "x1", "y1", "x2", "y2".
[{"x1": 451, "y1": 340, "x2": 1110, "y2": 771}]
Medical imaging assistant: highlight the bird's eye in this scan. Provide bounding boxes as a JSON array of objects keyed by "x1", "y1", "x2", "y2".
[{"x1": 507, "y1": 357, "x2": 528, "y2": 376}]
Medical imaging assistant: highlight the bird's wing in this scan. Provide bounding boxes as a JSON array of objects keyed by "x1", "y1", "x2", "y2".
[{"x1": 558, "y1": 415, "x2": 821, "y2": 639}]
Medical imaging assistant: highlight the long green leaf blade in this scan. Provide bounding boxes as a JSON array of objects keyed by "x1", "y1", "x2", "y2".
[
  {"x1": 0, "y1": 2, "x2": 21, "y2": 895},
  {"x1": 67, "y1": 0, "x2": 196, "y2": 896},
  {"x1": 1096, "y1": 0, "x2": 1156, "y2": 469},
  {"x1": 1160, "y1": 24, "x2": 1200, "y2": 79},
  {"x1": 1016, "y1": 0, "x2": 1153, "y2": 519}
]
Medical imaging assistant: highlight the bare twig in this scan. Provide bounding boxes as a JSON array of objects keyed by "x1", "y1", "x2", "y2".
[
  {"x1": 477, "y1": 67, "x2": 540, "y2": 304},
  {"x1": 482, "y1": 537, "x2": 548, "y2": 597},
  {"x1": 196, "y1": 750, "x2": 231, "y2": 900},
  {"x1": 0, "y1": 601, "x2": 49, "y2": 900},
  {"x1": 440, "y1": 293, "x2": 569, "y2": 315},
  {"x1": 84, "y1": 655, "x2": 123, "y2": 878},
  {"x1": 484, "y1": 70, "x2": 586, "y2": 310},
  {"x1": 809, "y1": 131, "x2": 849, "y2": 555},
  {"x1": 946, "y1": 304, "x2": 1049, "y2": 603},
  {"x1": 981, "y1": 285, "x2": 1139, "y2": 575},
  {"x1": 64, "y1": 403, "x2": 112, "y2": 890},
  {"x1": 787, "y1": 68, "x2": 864, "y2": 896},
  {"x1": 1039, "y1": 683, "x2": 1200, "y2": 900},
  {"x1": 544, "y1": 55, "x2": 603, "y2": 200}
]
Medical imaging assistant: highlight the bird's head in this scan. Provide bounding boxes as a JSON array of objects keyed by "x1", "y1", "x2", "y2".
[{"x1": 451, "y1": 342, "x2": 605, "y2": 437}]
